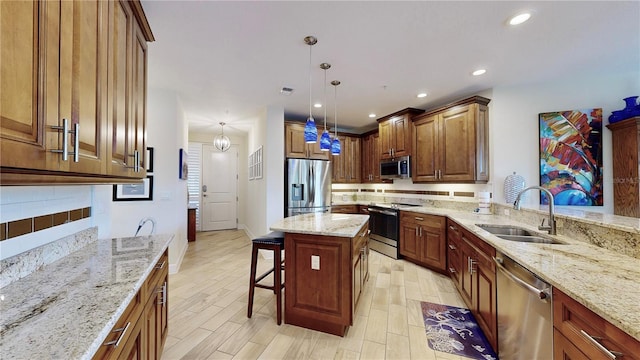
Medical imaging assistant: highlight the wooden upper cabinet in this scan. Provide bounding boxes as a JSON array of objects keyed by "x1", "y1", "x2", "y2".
[
  {"x1": 333, "y1": 135, "x2": 361, "y2": 184},
  {"x1": 0, "y1": 0, "x2": 153, "y2": 184},
  {"x1": 284, "y1": 122, "x2": 329, "y2": 160},
  {"x1": 59, "y1": 0, "x2": 108, "y2": 175},
  {"x1": 412, "y1": 96, "x2": 490, "y2": 183},
  {"x1": 1, "y1": 0, "x2": 60, "y2": 172},
  {"x1": 378, "y1": 108, "x2": 423, "y2": 160}
]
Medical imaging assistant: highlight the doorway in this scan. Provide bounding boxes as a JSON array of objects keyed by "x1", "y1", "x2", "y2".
[{"x1": 201, "y1": 144, "x2": 238, "y2": 231}]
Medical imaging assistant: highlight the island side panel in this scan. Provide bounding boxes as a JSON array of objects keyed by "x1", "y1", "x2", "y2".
[{"x1": 284, "y1": 232, "x2": 353, "y2": 336}]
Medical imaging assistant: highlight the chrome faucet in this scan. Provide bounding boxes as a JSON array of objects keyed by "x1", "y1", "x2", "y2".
[
  {"x1": 134, "y1": 217, "x2": 156, "y2": 237},
  {"x1": 513, "y1": 186, "x2": 556, "y2": 235}
]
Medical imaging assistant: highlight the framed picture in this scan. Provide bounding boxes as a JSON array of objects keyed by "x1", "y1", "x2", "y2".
[
  {"x1": 113, "y1": 175, "x2": 154, "y2": 201},
  {"x1": 539, "y1": 108, "x2": 603, "y2": 206},
  {"x1": 146, "y1": 147, "x2": 154, "y2": 173},
  {"x1": 179, "y1": 148, "x2": 188, "y2": 180}
]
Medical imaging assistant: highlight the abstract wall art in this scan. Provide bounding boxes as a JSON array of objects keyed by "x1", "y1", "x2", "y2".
[{"x1": 539, "y1": 108, "x2": 603, "y2": 206}]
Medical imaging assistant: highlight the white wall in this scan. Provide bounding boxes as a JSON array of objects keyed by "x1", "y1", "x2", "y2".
[
  {"x1": 244, "y1": 105, "x2": 285, "y2": 239},
  {"x1": 94, "y1": 88, "x2": 189, "y2": 273},
  {"x1": 490, "y1": 69, "x2": 640, "y2": 213}
]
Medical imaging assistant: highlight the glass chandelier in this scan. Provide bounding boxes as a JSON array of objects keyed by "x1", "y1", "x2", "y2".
[
  {"x1": 319, "y1": 62, "x2": 332, "y2": 151},
  {"x1": 214, "y1": 122, "x2": 231, "y2": 152},
  {"x1": 331, "y1": 80, "x2": 341, "y2": 155}
]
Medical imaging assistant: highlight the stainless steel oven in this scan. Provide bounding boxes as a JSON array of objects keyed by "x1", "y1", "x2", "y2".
[{"x1": 367, "y1": 203, "x2": 420, "y2": 259}]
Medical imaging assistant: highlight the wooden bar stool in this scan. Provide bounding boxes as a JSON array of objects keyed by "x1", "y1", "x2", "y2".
[{"x1": 247, "y1": 236, "x2": 285, "y2": 325}]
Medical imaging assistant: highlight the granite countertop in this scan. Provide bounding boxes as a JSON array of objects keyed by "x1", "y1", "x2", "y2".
[
  {"x1": 402, "y1": 206, "x2": 640, "y2": 342},
  {"x1": 270, "y1": 213, "x2": 369, "y2": 238},
  {"x1": 0, "y1": 234, "x2": 173, "y2": 359}
]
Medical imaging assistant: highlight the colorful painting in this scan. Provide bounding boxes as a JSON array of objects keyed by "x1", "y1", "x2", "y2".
[{"x1": 539, "y1": 108, "x2": 603, "y2": 206}]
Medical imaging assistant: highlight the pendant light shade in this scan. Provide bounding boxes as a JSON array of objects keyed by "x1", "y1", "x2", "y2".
[
  {"x1": 214, "y1": 122, "x2": 231, "y2": 152},
  {"x1": 331, "y1": 80, "x2": 341, "y2": 155},
  {"x1": 320, "y1": 62, "x2": 331, "y2": 151},
  {"x1": 303, "y1": 36, "x2": 318, "y2": 143}
]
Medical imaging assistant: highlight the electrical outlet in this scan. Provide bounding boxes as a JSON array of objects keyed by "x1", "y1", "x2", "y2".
[
  {"x1": 503, "y1": 208, "x2": 510, "y2": 216},
  {"x1": 311, "y1": 255, "x2": 320, "y2": 270}
]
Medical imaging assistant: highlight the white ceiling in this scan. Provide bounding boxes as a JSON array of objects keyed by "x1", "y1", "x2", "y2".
[{"x1": 142, "y1": 1, "x2": 639, "y2": 135}]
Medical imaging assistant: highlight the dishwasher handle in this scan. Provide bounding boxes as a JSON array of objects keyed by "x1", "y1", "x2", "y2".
[{"x1": 493, "y1": 256, "x2": 550, "y2": 301}]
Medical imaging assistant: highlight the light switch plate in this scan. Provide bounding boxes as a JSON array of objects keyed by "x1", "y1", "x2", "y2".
[{"x1": 311, "y1": 255, "x2": 320, "y2": 270}]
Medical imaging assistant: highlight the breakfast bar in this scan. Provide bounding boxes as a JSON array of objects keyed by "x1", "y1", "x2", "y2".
[{"x1": 270, "y1": 213, "x2": 369, "y2": 336}]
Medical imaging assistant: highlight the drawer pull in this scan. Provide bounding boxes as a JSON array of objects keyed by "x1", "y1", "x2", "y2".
[
  {"x1": 156, "y1": 260, "x2": 166, "y2": 269},
  {"x1": 103, "y1": 321, "x2": 131, "y2": 348},
  {"x1": 448, "y1": 267, "x2": 456, "y2": 274},
  {"x1": 414, "y1": 217, "x2": 424, "y2": 221},
  {"x1": 448, "y1": 225, "x2": 458, "y2": 231},
  {"x1": 448, "y1": 244, "x2": 456, "y2": 250},
  {"x1": 580, "y1": 330, "x2": 623, "y2": 359}
]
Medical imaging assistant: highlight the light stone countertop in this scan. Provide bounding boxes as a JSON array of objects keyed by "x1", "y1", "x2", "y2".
[
  {"x1": 0, "y1": 234, "x2": 173, "y2": 360},
  {"x1": 401, "y1": 206, "x2": 640, "y2": 342},
  {"x1": 270, "y1": 213, "x2": 370, "y2": 238}
]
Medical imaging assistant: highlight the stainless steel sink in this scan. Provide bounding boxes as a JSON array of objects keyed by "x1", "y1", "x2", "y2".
[
  {"x1": 475, "y1": 224, "x2": 565, "y2": 244},
  {"x1": 496, "y1": 234, "x2": 565, "y2": 244},
  {"x1": 475, "y1": 224, "x2": 535, "y2": 236}
]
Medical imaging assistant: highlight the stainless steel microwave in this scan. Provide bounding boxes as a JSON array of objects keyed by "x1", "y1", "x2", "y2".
[{"x1": 380, "y1": 156, "x2": 411, "y2": 179}]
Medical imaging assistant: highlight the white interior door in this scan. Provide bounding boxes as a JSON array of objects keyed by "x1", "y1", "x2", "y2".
[{"x1": 201, "y1": 144, "x2": 238, "y2": 231}]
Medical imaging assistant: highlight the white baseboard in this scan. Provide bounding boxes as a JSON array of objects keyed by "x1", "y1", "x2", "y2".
[{"x1": 169, "y1": 237, "x2": 188, "y2": 274}]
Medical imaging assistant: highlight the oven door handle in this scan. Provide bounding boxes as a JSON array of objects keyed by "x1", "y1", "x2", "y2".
[{"x1": 367, "y1": 208, "x2": 398, "y2": 216}]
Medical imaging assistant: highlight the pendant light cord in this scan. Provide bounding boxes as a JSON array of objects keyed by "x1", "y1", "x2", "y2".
[{"x1": 308, "y1": 44, "x2": 312, "y2": 119}]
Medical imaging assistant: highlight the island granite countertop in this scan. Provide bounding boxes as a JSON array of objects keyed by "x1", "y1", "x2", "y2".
[
  {"x1": 270, "y1": 212, "x2": 369, "y2": 238},
  {"x1": 0, "y1": 234, "x2": 173, "y2": 359}
]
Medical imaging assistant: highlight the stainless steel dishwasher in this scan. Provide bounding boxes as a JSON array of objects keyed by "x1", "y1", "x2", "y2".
[{"x1": 494, "y1": 251, "x2": 553, "y2": 360}]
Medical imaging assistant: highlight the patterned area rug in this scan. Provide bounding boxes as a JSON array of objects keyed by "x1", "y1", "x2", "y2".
[{"x1": 421, "y1": 301, "x2": 497, "y2": 360}]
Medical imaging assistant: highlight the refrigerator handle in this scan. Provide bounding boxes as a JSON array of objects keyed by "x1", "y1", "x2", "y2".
[{"x1": 309, "y1": 165, "x2": 315, "y2": 205}]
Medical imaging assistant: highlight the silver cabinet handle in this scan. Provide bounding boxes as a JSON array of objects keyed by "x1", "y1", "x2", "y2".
[
  {"x1": 418, "y1": 226, "x2": 422, "y2": 237},
  {"x1": 448, "y1": 244, "x2": 456, "y2": 250},
  {"x1": 414, "y1": 217, "x2": 424, "y2": 221},
  {"x1": 156, "y1": 260, "x2": 166, "y2": 269},
  {"x1": 72, "y1": 122, "x2": 79, "y2": 162},
  {"x1": 51, "y1": 118, "x2": 77, "y2": 161},
  {"x1": 580, "y1": 330, "x2": 623, "y2": 359},
  {"x1": 448, "y1": 267, "x2": 456, "y2": 274},
  {"x1": 103, "y1": 321, "x2": 131, "y2": 347},
  {"x1": 125, "y1": 150, "x2": 140, "y2": 172},
  {"x1": 448, "y1": 225, "x2": 458, "y2": 232},
  {"x1": 157, "y1": 282, "x2": 168, "y2": 305}
]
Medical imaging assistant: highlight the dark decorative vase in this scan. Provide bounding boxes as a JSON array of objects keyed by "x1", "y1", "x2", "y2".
[{"x1": 609, "y1": 96, "x2": 639, "y2": 124}]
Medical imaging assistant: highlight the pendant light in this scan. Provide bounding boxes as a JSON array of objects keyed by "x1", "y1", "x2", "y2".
[
  {"x1": 331, "y1": 80, "x2": 341, "y2": 155},
  {"x1": 303, "y1": 36, "x2": 318, "y2": 143},
  {"x1": 319, "y1": 63, "x2": 332, "y2": 151},
  {"x1": 214, "y1": 122, "x2": 231, "y2": 152}
]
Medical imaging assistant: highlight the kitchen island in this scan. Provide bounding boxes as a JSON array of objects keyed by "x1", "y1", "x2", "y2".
[{"x1": 270, "y1": 213, "x2": 369, "y2": 336}]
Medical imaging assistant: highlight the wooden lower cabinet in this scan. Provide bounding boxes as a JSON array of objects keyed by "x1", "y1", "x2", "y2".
[
  {"x1": 553, "y1": 288, "x2": 640, "y2": 360},
  {"x1": 284, "y1": 223, "x2": 369, "y2": 336},
  {"x1": 93, "y1": 250, "x2": 168, "y2": 360},
  {"x1": 446, "y1": 219, "x2": 497, "y2": 353},
  {"x1": 399, "y1": 211, "x2": 446, "y2": 272}
]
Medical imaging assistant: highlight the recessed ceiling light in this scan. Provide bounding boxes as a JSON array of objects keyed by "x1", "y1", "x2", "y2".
[
  {"x1": 314, "y1": 103, "x2": 322, "y2": 108},
  {"x1": 472, "y1": 69, "x2": 487, "y2": 76},
  {"x1": 417, "y1": 93, "x2": 427, "y2": 98},
  {"x1": 509, "y1": 12, "x2": 531, "y2": 26},
  {"x1": 369, "y1": 113, "x2": 376, "y2": 118}
]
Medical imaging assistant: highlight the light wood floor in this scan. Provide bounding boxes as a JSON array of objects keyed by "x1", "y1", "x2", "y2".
[{"x1": 162, "y1": 230, "x2": 469, "y2": 360}]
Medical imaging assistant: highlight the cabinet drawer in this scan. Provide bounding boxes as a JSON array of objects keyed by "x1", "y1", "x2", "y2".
[
  {"x1": 553, "y1": 288, "x2": 640, "y2": 360},
  {"x1": 92, "y1": 290, "x2": 143, "y2": 360},
  {"x1": 400, "y1": 211, "x2": 444, "y2": 229}
]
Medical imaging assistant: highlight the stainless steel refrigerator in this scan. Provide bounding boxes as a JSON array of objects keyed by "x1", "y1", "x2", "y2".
[{"x1": 285, "y1": 158, "x2": 332, "y2": 217}]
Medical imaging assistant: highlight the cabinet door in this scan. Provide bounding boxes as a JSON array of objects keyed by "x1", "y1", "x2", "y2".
[
  {"x1": 361, "y1": 134, "x2": 372, "y2": 182},
  {"x1": 130, "y1": 18, "x2": 148, "y2": 178},
  {"x1": 412, "y1": 114, "x2": 439, "y2": 182},
  {"x1": 353, "y1": 250, "x2": 362, "y2": 309},
  {"x1": 1, "y1": 0, "x2": 61, "y2": 171},
  {"x1": 59, "y1": 0, "x2": 108, "y2": 175},
  {"x1": 345, "y1": 136, "x2": 361, "y2": 183},
  {"x1": 473, "y1": 249, "x2": 497, "y2": 352},
  {"x1": 420, "y1": 219, "x2": 446, "y2": 271},
  {"x1": 144, "y1": 289, "x2": 158, "y2": 360},
  {"x1": 370, "y1": 132, "x2": 383, "y2": 182},
  {"x1": 107, "y1": 0, "x2": 135, "y2": 177},
  {"x1": 391, "y1": 115, "x2": 411, "y2": 158},
  {"x1": 440, "y1": 105, "x2": 475, "y2": 181},
  {"x1": 554, "y1": 329, "x2": 591, "y2": 360},
  {"x1": 379, "y1": 120, "x2": 392, "y2": 159},
  {"x1": 332, "y1": 135, "x2": 347, "y2": 182},
  {"x1": 399, "y1": 220, "x2": 419, "y2": 260}
]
